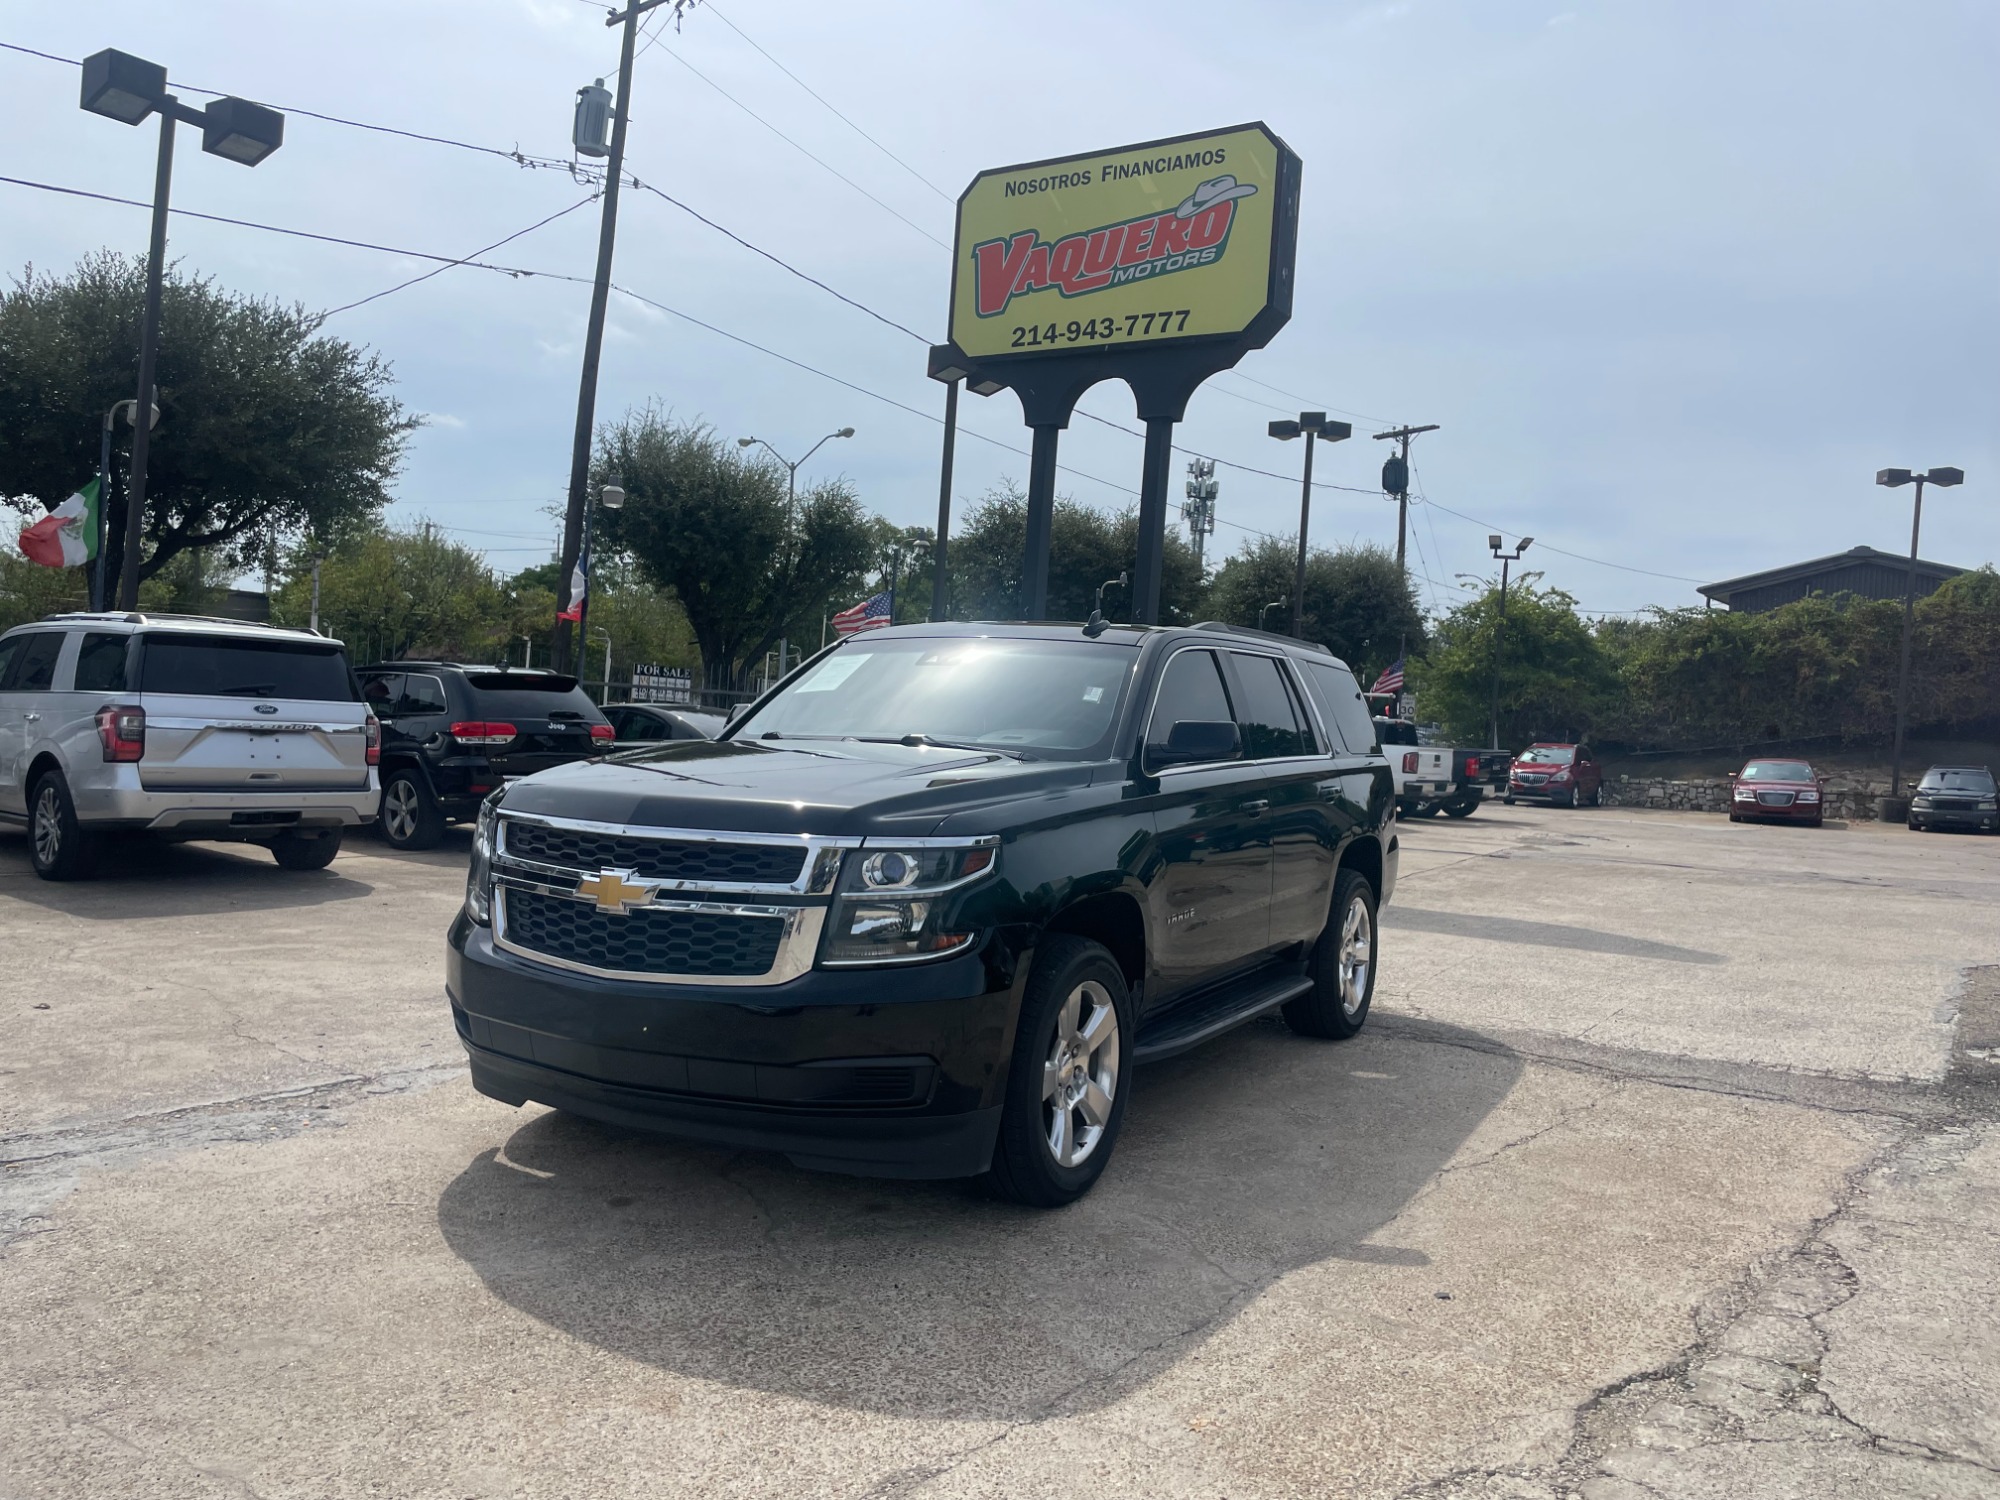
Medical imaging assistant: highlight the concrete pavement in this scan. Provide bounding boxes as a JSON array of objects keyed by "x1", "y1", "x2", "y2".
[{"x1": 2, "y1": 807, "x2": 1995, "y2": 1499}]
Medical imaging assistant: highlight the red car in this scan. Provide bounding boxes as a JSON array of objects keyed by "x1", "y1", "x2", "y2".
[
  {"x1": 1729, "y1": 758, "x2": 1824, "y2": 827},
  {"x1": 1504, "y1": 743, "x2": 1603, "y2": 807}
]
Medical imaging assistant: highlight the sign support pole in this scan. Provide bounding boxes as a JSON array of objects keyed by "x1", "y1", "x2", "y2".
[
  {"x1": 1134, "y1": 418, "x2": 1174, "y2": 624},
  {"x1": 1022, "y1": 424, "x2": 1060, "y2": 619},
  {"x1": 930, "y1": 378, "x2": 959, "y2": 621}
]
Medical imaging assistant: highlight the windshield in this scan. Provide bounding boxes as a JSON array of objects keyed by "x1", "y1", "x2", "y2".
[
  {"x1": 1739, "y1": 761, "x2": 1815, "y2": 781},
  {"x1": 1517, "y1": 746, "x2": 1574, "y2": 764},
  {"x1": 734, "y1": 636, "x2": 1138, "y2": 757},
  {"x1": 139, "y1": 634, "x2": 357, "y2": 701},
  {"x1": 1920, "y1": 768, "x2": 1996, "y2": 794}
]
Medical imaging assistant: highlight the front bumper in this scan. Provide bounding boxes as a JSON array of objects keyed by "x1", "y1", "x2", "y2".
[
  {"x1": 1910, "y1": 806, "x2": 2000, "y2": 832},
  {"x1": 1508, "y1": 780, "x2": 1574, "y2": 802},
  {"x1": 72, "y1": 768, "x2": 379, "y2": 833},
  {"x1": 446, "y1": 916, "x2": 1022, "y2": 1179},
  {"x1": 1733, "y1": 798, "x2": 1822, "y2": 821}
]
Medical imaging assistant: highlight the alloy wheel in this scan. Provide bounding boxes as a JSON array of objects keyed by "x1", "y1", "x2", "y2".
[
  {"x1": 32, "y1": 785, "x2": 61, "y2": 867},
  {"x1": 384, "y1": 780, "x2": 418, "y2": 843},
  {"x1": 1338, "y1": 895, "x2": 1373, "y2": 1018},
  {"x1": 1042, "y1": 978, "x2": 1120, "y2": 1169}
]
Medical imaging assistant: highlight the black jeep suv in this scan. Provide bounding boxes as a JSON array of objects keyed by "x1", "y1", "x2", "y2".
[
  {"x1": 356, "y1": 663, "x2": 612, "y2": 849},
  {"x1": 448, "y1": 622, "x2": 1396, "y2": 1205}
]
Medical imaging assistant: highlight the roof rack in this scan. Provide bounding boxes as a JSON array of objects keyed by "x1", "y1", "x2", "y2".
[
  {"x1": 41, "y1": 610, "x2": 321, "y2": 634},
  {"x1": 1189, "y1": 621, "x2": 1335, "y2": 657}
]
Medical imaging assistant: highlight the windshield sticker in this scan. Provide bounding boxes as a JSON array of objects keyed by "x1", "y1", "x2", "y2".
[
  {"x1": 1082, "y1": 685, "x2": 1105, "y2": 703},
  {"x1": 796, "y1": 654, "x2": 870, "y2": 693}
]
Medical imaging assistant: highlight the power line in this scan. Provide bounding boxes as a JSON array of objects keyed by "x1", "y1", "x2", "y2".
[
  {"x1": 702, "y1": 1, "x2": 955, "y2": 203},
  {"x1": 322, "y1": 194, "x2": 598, "y2": 317},
  {"x1": 645, "y1": 41, "x2": 951, "y2": 250},
  {"x1": 1413, "y1": 489, "x2": 1706, "y2": 584},
  {"x1": 1223, "y1": 369, "x2": 1398, "y2": 427}
]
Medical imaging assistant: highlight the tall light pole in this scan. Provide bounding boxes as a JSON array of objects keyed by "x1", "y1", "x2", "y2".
[
  {"x1": 1874, "y1": 466, "x2": 1965, "y2": 807},
  {"x1": 1486, "y1": 535, "x2": 1533, "y2": 752},
  {"x1": 739, "y1": 428, "x2": 854, "y2": 674},
  {"x1": 78, "y1": 49, "x2": 284, "y2": 609},
  {"x1": 552, "y1": 0, "x2": 695, "y2": 672},
  {"x1": 1373, "y1": 423, "x2": 1440, "y2": 576},
  {"x1": 1267, "y1": 412, "x2": 1353, "y2": 639}
]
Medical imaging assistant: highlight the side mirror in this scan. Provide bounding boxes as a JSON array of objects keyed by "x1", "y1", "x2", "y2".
[{"x1": 1152, "y1": 719, "x2": 1241, "y2": 769}]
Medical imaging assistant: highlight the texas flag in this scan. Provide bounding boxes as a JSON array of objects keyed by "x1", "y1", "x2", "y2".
[{"x1": 18, "y1": 476, "x2": 101, "y2": 569}]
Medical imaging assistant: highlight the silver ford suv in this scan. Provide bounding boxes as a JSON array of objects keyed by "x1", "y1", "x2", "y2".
[{"x1": 0, "y1": 613, "x2": 380, "y2": 881}]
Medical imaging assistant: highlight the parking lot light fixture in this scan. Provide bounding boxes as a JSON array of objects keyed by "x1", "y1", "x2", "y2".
[
  {"x1": 1267, "y1": 411, "x2": 1352, "y2": 638},
  {"x1": 1875, "y1": 465, "x2": 1967, "y2": 802},
  {"x1": 79, "y1": 48, "x2": 284, "y2": 610},
  {"x1": 1487, "y1": 535, "x2": 1533, "y2": 751}
]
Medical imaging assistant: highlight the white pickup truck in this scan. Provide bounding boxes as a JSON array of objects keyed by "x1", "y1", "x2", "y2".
[{"x1": 1375, "y1": 717, "x2": 1487, "y2": 819}]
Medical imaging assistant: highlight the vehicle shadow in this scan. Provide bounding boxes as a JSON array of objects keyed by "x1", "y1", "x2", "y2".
[
  {"x1": 1379, "y1": 906, "x2": 1725, "y2": 965},
  {"x1": 435, "y1": 1014, "x2": 1520, "y2": 1421},
  {"x1": 351, "y1": 825, "x2": 475, "y2": 870},
  {"x1": 0, "y1": 829, "x2": 374, "y2": 916}
]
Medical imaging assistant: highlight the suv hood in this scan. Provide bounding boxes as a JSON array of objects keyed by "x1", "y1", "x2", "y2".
[{"x1": 496, "y1": 737, "x2": 1103, "y2": 836}]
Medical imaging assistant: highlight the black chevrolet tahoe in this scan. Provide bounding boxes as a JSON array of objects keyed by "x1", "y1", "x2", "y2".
[{"x1": 447, "y1": 621, "x2": 1398, "y2": 1206}]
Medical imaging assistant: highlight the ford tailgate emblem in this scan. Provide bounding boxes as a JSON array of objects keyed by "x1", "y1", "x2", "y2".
[{"x1": 254, "y1": 703, "x2": 278, "y2": 714}]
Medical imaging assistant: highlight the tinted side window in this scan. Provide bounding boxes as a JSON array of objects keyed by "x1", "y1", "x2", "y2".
[
  {"x1": 360, "y1": 674, "x2": 401, "y2": 714},
  {"x1": 12, "y1": 632, "x2": 64, "y2": 692},
  {"x1": 400, "y1": 674, "x2": 448, "y2": 716},
  {"x1": 1229, "y1": 653, "x2": 1308, "y2": 760},
  {"x1": 1145, "y1": 649, "x2": 1233, "y2": 761},
  {"x1": 0, "y1": 635, "x2": 27, "y2": 690},
  {"x1": 1304, "y1": 663, "x2": 1379, "y2": 754},
  {"x1": 75, "y1": 633, "x2": 130, "y2": 693}
]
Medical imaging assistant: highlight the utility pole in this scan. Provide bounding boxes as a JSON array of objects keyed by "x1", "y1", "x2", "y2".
[
  {"x1": 1874, "y1": 466, "x2": 1965, "y2": 804},
  {"x1": 1267, "y1": 413, "x2": 1351, "y2": 639},
  {"x1": 1486, "y1": 534, "x2": 1533, "y2": 751},
  {"x1": 552, "y1": 0, "x2": 689, "y2": 672},
  {"x1": 1373, "y1": 423, "x2": 1440, "y2": 577},
  {"x1": 1181, "y1": 457, "x2": 1217, "y2": 572}
]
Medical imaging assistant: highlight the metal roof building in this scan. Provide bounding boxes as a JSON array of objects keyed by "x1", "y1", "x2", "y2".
[{"x1": 1697, "y1": 546, "x2": 1970, "y2": 614}]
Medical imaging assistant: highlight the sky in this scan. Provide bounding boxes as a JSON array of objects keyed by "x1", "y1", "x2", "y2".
[{"x1": 3, "y1": 0, "x2": 1995, "y2": 619}]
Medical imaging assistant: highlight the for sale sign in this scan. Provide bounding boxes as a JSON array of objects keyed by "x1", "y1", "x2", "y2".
[{"x1": 948, "y1": 123, "x2": 1298, "y2": 363}]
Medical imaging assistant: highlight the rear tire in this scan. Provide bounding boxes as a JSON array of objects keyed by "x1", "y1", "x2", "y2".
[
  {"x1": 1503, "y1": 795, "x2": 1516, "y2": 806},
  {"x1": 986, "y1": 935, "x2": 1131, "y2": 1208},
  {"x1": 379, "y1": 769, "x2": 445, "y2": 851},
  {"x1": 28, "y1": 769, "x2": 101, "y2": 882},
  {"x1": 271, "y1": 827, "x2": 343, "y2": 870},
  {"x1": 1443, "y1": 797, "x2": 1476, "y2": 819},
  {"x1": 1283, "y1": 867, "x2": 1377, "y2": 1040}
]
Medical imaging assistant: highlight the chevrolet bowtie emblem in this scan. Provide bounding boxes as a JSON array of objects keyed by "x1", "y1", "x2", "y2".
[{"x1": 576, "y1": 868, "x2": 656, "y2": 915}]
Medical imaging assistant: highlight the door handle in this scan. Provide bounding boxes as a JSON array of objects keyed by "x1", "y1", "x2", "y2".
[
  {"x1": 23, "y1": 712, "x2": 40, "y2": 722},
  {"x1": 1242, "y1": 798, "x2": 1270, "y2": 814}
]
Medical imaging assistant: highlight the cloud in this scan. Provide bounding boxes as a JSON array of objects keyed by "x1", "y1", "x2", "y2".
[{"x1": 418, "y1": 412, "x2": 467, "y2": 429}]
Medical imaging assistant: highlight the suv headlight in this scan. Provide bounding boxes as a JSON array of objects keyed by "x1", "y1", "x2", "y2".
[
  {"x1": 820, "y1": 841, "x2": 998, "y2": 966},
  {"x1": 1979, "y1": 799, "x2": 1998, "y2": 812},
  {"x1": 465, "y1": 795, "x2": 500, "y2": 925}
]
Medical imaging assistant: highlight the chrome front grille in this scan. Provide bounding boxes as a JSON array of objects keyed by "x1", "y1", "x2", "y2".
[
  {"x1": 1756, "y1": 790, "x2": 1796, "y2": 807},
  {"x1": 489, "y1": 811, "x2": 856, "y2": 985},
  {"x1": 500, "y1": 888, "x2": 786, "y2": 978},
  {"x1": 503, "y1": 820, "x2": 807, "y2": 886}
]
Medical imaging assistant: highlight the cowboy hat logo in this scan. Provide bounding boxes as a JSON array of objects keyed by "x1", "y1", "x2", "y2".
[{"x1": 1174, "y1": 175, "x2": 1258, "y2": 219}]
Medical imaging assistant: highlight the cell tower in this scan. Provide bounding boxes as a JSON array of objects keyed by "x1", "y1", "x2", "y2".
[{"x1": 1182, "y1": 457, "x2": 1218, "y2": 570}]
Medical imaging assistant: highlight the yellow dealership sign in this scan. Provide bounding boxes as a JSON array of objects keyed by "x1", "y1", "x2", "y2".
[{"x1": 948, "y1": 123, "x2": 1299, "y2": 363}]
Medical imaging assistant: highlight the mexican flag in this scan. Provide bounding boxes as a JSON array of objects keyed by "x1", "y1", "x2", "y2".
[{"x1": 18, "y1": 476, "x2": 103, "y2": 569}]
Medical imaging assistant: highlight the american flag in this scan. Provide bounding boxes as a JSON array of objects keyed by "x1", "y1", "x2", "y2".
[
  {"x1": 1370, "y1": 657, "x2": 1406, "y2": 695},
  {"x1": 831, "y1": 589, "x2": 893, "y2": 635}
]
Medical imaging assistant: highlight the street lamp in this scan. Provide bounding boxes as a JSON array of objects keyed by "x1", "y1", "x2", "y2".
[
  {"x1": 1875, "y1": 466, "x2": 1965, "y2": 808},
  {"x1": 1258, "y1": 598, "x2": 1287, "y2": 632},
  {"x1": 80, "y1": 48, "x2": 284, "y2": 610},
  {"x1": 1267, "y1": 412, "x2": 1352, "y2": 638},
  {"x1": 1487, "y1": 535, "x2": 1534, "y2": 752},
  {"x1": 591, "y1": 626, "x2": 614, "y2": 701},
  {"x1": 738, "y1": 428, "x2": 854, "y2": 674}
]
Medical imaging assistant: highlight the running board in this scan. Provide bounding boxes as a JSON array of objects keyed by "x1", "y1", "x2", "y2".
[{"x1": 1132, "y1": 974, "x2": 1314, "y2": 1064}]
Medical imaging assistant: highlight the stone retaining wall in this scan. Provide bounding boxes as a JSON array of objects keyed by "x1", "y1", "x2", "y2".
[{"x1": 1602, "y1": 775, "x2": 1893, "y2": 821}]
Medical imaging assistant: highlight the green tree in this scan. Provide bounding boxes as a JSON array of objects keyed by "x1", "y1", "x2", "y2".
[
  {"x1": 0, "y1": 252, "x2": 414, "y2": 588},
  {"x1": 594, "y1": 410, "x2": 877, "y2": 688},
  {"x1": 1415, "y1": 578, "x2": 1618, "y2": 747},
  {"x1": 269, "y1": 525, "x2": 508, "y2": 663},
  {"x1": 1206, "y1": 536, "x2": 1425, "y2": 676},
  {"x1": 946, "y1": 481, "x2": 1207, "y2": 624}
]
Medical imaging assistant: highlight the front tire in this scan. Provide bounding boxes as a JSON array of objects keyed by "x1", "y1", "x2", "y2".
[
  {"x1": 271, "y1": 827, "x2": 343, "y2": 870},
  {"x1": 987, "y1": 935, "x2": 1130, "y2": 1208},
  {"x1": 28, "y1": 769, "x2": 102, "y2": 882},
  {"x1": 1503, "y1": 795, "x2": 1516, "y2": 806},
  {"x1": 1283, "y1": 868, "x2": 1377, "y2": 1040},
  {"x1": 1443, "y1": 797, "x2": 1477, "y2": 819},
  {"x1": 379, "y1": 769, "x2": 445, "y2": 851}
]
